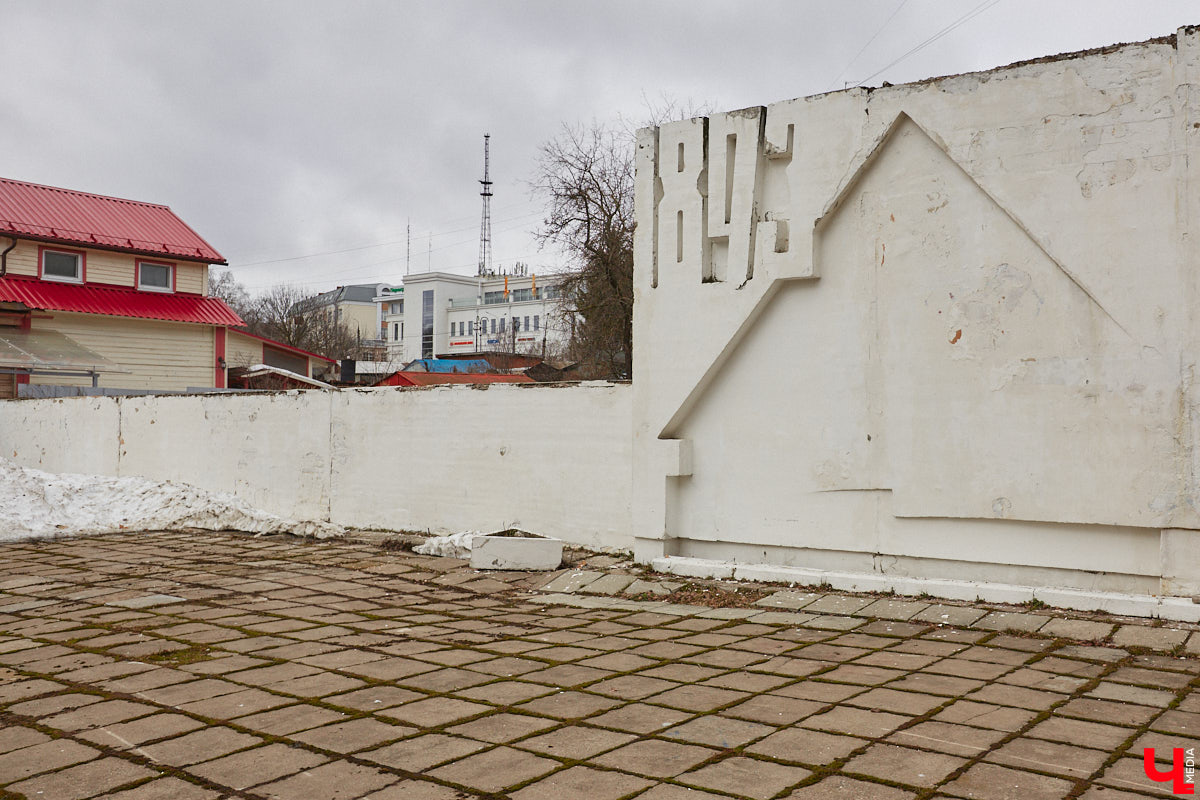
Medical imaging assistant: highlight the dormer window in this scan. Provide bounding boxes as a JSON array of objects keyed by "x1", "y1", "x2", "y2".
[
  {"x1": 137, "y1": 260, "x2": 174, "y2": 293},
  {"x1": 41, "y1": 248, "x2": 84, "y2": 283}
]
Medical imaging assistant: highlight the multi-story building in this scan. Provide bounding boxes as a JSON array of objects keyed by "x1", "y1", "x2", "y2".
[
  {"x1": 300, "y1": 282, "x2": 399, "y2": 359},
  {"x1": 374, "y1": 267, "x2": 568, "y2": 363}
]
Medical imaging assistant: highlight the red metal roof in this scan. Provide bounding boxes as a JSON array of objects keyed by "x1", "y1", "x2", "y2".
[
  {"x1": 0, "y1": 177, "x2": 226, "y2": 264},
  {"x1": 0, "y1": 276, "x2": 244, "y2": 327},
  {"x1": 375, "y1": 371, "x2": 534, "y2": 387}
]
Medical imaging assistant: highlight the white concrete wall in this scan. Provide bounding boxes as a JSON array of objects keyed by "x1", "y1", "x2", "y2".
[
  {"x1": 330, "y1": 383, "x2": 631, "y2": 549},
  {"x1": 632, "y1": 28, "x2": 1200, "y2": 595},
  {"x1": 0, "y1": 383, "x2": 632, "y2": 550}
]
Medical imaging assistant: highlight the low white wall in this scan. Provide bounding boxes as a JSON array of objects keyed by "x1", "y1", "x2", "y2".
[
  {"x1": 330, "y1": 384, "x2": 631, "y2": 550},
  {"x1": 117, "y1": 392, "x2": 334, "y2": 523},
  {"x1": 0, "y1": 383, "x2": 633, "y2": 551}
]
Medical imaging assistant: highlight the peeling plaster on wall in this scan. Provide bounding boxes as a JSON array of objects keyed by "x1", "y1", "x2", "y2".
[{"x1": 632, "y1": 26, "x2": 1200, "y2": 593}]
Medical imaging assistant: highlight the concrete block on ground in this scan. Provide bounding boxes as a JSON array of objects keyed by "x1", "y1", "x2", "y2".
[{"x1": 470, "y1": 534, "x2": 563, "y2": 572}]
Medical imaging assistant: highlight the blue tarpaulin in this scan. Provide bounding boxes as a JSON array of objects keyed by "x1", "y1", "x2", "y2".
[{"x1": 406, "y1": 358, "x2": 492, "y2": 373}]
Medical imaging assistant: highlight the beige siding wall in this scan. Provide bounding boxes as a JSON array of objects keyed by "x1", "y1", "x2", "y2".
[
  {"x1": 87, "y1": 250, "x2": 134, "y2": 286},
  {"x1": 226, "y1": 331, "x2": 264, "y2": 368},
  {"x1": 3, "y1": 240, "x2": 38, "y2": 277},
  {"x1": 177, "y1": 262, "x2": 206, "y2": 294},
  {"x1": 30, "y1": 312, "x2": 215, "y2": 391},
  {"x1": 338, "y1": 302, "x2": 379, "y2": 340},
  {"x1": 2, "y1": 239, "x2": 210, "y2": 294}
]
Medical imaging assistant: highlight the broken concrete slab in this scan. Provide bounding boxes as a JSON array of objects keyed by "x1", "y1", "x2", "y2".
[
  {"x1": 580, "y1": 574, "x2": 637, "y2": 596},
  {"x1": 755, "y1": 591, "x2": 820, "y2": 610},
  {"x1": 539, "y1": 570, "x2": 606, "y2": 593}
]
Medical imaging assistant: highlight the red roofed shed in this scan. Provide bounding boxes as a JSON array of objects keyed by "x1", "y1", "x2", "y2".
[{"x1": 374, "y1": 371, "x2": 534, "y2": 387}]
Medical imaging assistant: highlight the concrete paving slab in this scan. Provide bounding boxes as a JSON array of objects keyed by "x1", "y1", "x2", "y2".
[{"x1": 1, "y1": 531, "x2": 1199, "y2": 800}]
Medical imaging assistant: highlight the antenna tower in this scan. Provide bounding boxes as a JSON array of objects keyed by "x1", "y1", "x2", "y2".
[{"x1": 477, "y1": 133, "x2": 493, "y2": 277}]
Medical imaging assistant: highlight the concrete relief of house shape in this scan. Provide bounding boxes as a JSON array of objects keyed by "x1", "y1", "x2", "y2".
[{"x1": 632, "y1": 26, "x2": 1200, "y2": 599}]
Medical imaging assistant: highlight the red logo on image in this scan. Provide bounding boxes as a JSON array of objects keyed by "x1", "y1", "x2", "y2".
[{"x1": 1145, "y1": 748, "x2": 1196, "y2": 794}]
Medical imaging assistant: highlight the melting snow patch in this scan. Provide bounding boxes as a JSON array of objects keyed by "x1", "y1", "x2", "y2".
[{"x1": 0, "y1": 458, "x2": 342, "y2": 541}]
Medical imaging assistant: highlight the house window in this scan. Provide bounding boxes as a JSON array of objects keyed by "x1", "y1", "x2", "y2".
[
  {"x1": 534, "y1": 315, "x2": 539, "y2": 331},
  {"x1": 41, "y1": 248, "x2": 83, "y2": 283},
  {"x1": 491, "y1": 319, "x2": 496, "y2": 334},
  {"x1": 137, "y1": 261, "x2": 174, "y2": 292},
  {"x1": 499, "y1": 318, "x2": 506, "y2": 333},
  {"x1": 511, "y1": 288, "x2": 532, "y2": 302},
  {"x1": 393, "y1": 323, "x2": 399, "y2": 340},
  {"x1": 524, "y1": 315, "x2": 530, "y2": 330},
  {"x1": 513, "y1": 317, "x2": 520, "y2": 332},
  {"x1": 468, "y1": 320, "x2": 473, "y2": 335},
  {"x1": 484, "y1": 290, "x2": 505, "y2": 305}
]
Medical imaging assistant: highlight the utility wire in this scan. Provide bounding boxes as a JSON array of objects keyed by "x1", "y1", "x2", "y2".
[
  {"x1": 855, "y1": 0, "x2": 1002, "y2": 87},
  {"x1": 830, "y1": 0, "x2": 910, "y2": 90},
  {"x1": 230, "y1": 208, "x2": 543, "y2": 268}
]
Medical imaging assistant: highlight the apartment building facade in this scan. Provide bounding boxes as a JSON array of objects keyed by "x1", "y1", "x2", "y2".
[{"x1": 374, "y1": 268, "x2": 568, "y2": 363}]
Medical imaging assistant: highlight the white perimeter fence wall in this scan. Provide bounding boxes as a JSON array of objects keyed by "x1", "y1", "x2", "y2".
[{"x1": 0, "y1": 383, "x2": 633, "y2": 551}]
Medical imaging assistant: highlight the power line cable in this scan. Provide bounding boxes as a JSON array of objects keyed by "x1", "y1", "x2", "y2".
[
  {"x1": 855, "y1": 0, "x2": 1002, "y2": 86},
  {"x1": 830, "y1": 0, "x2": 910, "y2": 90},
  {"x1": 229, "y1": 209, "x2": 543, "y2": 269}
]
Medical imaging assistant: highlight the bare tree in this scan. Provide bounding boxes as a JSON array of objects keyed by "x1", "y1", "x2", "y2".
[
  {"x1": 533, "y1": 102, "x2": 708, "y2": 379},
  {"x1": 533, "y1": 123, "x2": 634, "y2": 379},
  {"x1": 256, "y1": 285, "x2": 359, "y2": 360},
  {"x1": 206, "y1": 273, "x2": 359, "y2": 361},
  {"x1": 208, "y1": 269, "x2": 257, "y2": 327}
]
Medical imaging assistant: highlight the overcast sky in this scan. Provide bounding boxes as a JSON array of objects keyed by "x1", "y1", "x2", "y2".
[{"x1": 3, "y1": 1, "x2": 1198, "y2": 294}]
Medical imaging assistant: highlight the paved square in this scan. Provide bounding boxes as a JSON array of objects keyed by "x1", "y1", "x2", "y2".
[{"x1": 0, "y1": 530, "x2": 1197, "y2": 799}]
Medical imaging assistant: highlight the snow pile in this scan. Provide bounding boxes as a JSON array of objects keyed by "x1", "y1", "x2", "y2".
[
  {"x1": 0, "y1": 458, "x2": 342, "y2": 541},
  {"x1": 412, "y1": 531, "x2": 479, "y2": 558}
]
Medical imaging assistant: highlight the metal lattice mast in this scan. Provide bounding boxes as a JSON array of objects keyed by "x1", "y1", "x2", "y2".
[{"x1": 477, "y1": 133, "x2": 493, "y2": 277}]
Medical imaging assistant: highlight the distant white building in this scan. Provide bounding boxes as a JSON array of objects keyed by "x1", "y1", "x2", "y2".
[{"x1": 375, "y1": 267, "x2": 569, "y2": 362}]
